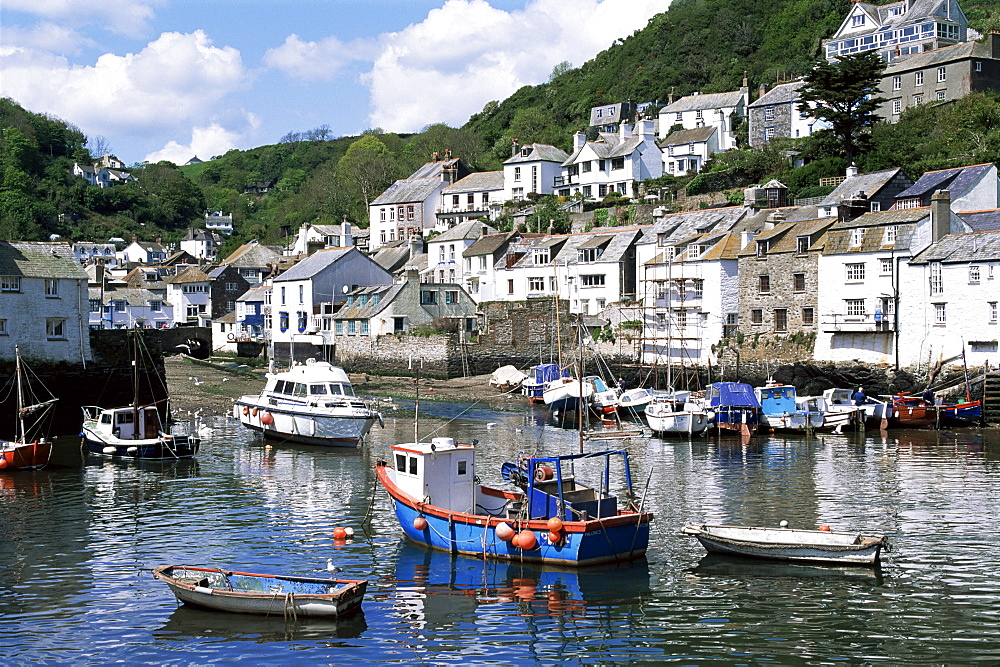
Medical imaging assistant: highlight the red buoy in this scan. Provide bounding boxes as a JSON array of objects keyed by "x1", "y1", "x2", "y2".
[
  {"x1": 518, "y1": 529, "x2": 537, "y2": 550},
  {"x1": 333, "y1": 526, "x2": 347, "y2": 539},
  {"x1": 547, "y1": 531, "x2": 561, "y2": 545},
  {"x1": 819, "y1": 525, "x2": 831, "y2": 532},
  {"x1": 413, "y1": 516, "x2": 428, "y2": 531},
  {"x1": 547, "y1": 517, "x2": 564, "y2": 532},
  {"x1": 511, "y1": 532, "x2": 522, "y2": 548},
  {"x1": 260, "y1": 412, "x2": 274, "y2": 425}
]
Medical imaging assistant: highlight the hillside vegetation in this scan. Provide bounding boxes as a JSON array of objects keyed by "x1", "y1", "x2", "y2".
[{"x1": 1, "y1": 0, "x2": 997, "y2": 249}]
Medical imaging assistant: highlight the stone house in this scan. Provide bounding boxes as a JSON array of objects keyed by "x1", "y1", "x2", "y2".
[
  {"x1": 220, "y1": 240, "x2": 282, "y2": 284},
  {"x1": 880, "y1": 33, "x2": 1000, "y2": 121},
  {"x1": 747, "y1": 81, "x2": 829, "y2": 146},
  {"x1": 503, "y1": 143, "x2": 569, "y2": 201},
  {"x1": 823, "y1": 0, "x2": 967, "y2": 63},
  {"x1": 207, "y1": 264, "x2": 251, "y2": 319},
  {"x1": 0, "y1": 241, "x2": 92, "y2": 363}
]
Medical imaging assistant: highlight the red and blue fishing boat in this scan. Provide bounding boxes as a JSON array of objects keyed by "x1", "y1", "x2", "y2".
[{"x1": 375, "y1": 438, "x2": 652, "y2": 567}]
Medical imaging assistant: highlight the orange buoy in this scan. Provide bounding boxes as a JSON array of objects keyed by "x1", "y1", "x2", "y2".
[
  {"x1": 251, "y1": 407, "x2": 259, "y2": 416},
  {"x1": 819, "y1": 525, "x2": 831, "y2": 532},
  {"x1": 496, "y1": 522, "x2": 515, "y2": 542},
  {"x1": 535, "y1": 466, "x2": 554, "y2": 481},
  {"x1": 260, "y1": 412, "x2": 274, "y2": 425},
  {"x1": 547, "y1": 531, "x2": 561, "y2": 545},
  {"x1": 413, "y1": 516, "x2": 428, "y2": 531},
  {"x1": 511, "y1": 532, "x2": 522, "y2": 548},
  {"x1": 242, "y1": 406, "x2": 249, "y2": 416},
  {"x1": 333, "y1": 526, "x2": 347, "y2": 539},
  {"x1": 546, "y1": 517, "x2": 564, "y2": 532},
  {"x1": 0, "y1": 459, "x2": 7, "y2": 469},
  {"x1": 517, "y1": 529, "x2": 537, "y2": 550}
]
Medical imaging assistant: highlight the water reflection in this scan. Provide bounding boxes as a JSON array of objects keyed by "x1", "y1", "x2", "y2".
[
  {"x1": 154, "y1": 604, "x2": 368, "y2": 642},
  {"x1": 692, "y1": 553, "x2": 884, "y2": 585}
]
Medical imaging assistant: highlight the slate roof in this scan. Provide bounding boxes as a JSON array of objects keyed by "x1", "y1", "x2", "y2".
[
  {"x1": 0, "y1": 242, "x2": 87, "y2": 279},
  {"x1": 896, "y1": 164, "x2": 994, "y2": 201},
  {"x1": 659, "y1": 126, "x2": 718, "y2": 147},
  {"x1": 836, "y1": 0, "x2": 962, "y2": 40},
  {"x1": 462, "y1": 232, "x2": 543, "y2": 258},
  {"x1": 432, "y1": 220, "x2": 498, "y2": 243},
  {"x1": 333, "y1": 284, "x2": 401, "y2": 320},
  {"x1": 216, "y1": 311, "x2": 238, "y2": 324},
  {"x1": 408, "y1": 158, "x2": 461, "y2": 180},
  {"x1": 370, "y1": 177, "x2": 444, "y2": 206},
  {"x1": 637, "y1": 206, "x2": 750, "y2": 246},
  {"x1": 748, "y1": 80, "x2": 807, "y2": 108},
  {"x1": 182, "y1": 228, "x2": 220, "y2": 242},
  {"x1": 562, "y1": 133, "x2": 645, "y2": 166},
  {"x1": 509, "y1": 227, "x2": 645, "y2": 269},
  {"x1": 166, "y1": 266, "x2": 211, "y2": 284},
  {"x1": 821, "y1": 208, "x2": 930, "y2": 254},
  {"x1": 819, "y1": 168, "x2": 907, "y2": 206},
  {"x1": 441, "y1": 171, "x2": 504, "y2": 194},
  {"x1": 503, "y1": 144, "x2": 569, "y2": 165},
  {"x1": 661, "y1": 90, "x2": 745, "y2": 113},
  {"x1": 92, "y1": 287, "x2": 170, "y2": 307},
  {"x1": 910, "y1": 229, "x2": 1000, "y2": 264},
  {"x1": 236, "y1": 285, "x2": 270, "y2": 302},
  {"x1": 738, "y1": 219, "x2": 835, "y2": 256},
  {"x1": 273, "y1": 247, "x2": 354, "y2": 282},
  {"x1": 958, "y1": 208, "x2": 1000, "y2": 232},
  {"x1": 221, "y1": 241, "x2": 282, "y2": 268},
  {"x1": 884, "y1": 38, "x2": 991, "y2": 75}
]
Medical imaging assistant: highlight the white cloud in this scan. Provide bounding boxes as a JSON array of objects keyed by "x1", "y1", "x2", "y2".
[
  {"x1": 262, "y1": 34, "x2": 374, "y2": 81},
  {"x1": 143, "y1": 120, "x2": 254, "y2": 165},
  {"x1": 0, "y1": 30, "x2": 251, "y2": 143},
  {"x1": 0, "y1": 22, "x2": 96, "y2": 54},
  {"x1": 364, "y1": 0, "x2": 666, "y2": 132},
  {"x1": 2, "y1": 0, "x2": 160, "y2": 38}
]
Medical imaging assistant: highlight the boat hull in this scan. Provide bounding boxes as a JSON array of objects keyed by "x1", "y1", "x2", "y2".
[
  {"x1": 83, "y1": 427, "x2": 200, "y2": 459},
  {"x1": 377, "y1": 464, "x2": 650, "y2": 567},
  {"x1": 645, "y1": 403, "x2": 709, "y2": 436},
  {"x1": 682, "y1": 523, "x2": 886, "y2": 566},
  {"x1": 153, "y1": 566, "x2": 366, "y2": 618},
  {"x1": 0, "y1": 439, "x2": 53, "y2": 471},
  {"x1": 233, "y1": 400, "x2": 379, "y2": 446}
]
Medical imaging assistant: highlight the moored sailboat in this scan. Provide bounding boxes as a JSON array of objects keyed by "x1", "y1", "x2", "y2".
[{"x1": 0, "y1": 346, "x2": 57, "y2": 471}]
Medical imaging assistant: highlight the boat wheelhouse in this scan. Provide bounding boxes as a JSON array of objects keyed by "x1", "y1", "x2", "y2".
[{"x1": 756, "y1": 384, "x2": 825, "y2": 433}]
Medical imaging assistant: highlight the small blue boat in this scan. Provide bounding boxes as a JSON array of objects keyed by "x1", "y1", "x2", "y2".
[
  {"x1": 376, "y1": 438, "x2": 652, "y2": 567},
  {"x1": 705, "y1": 382, "x2": 762, "y2": 436},
  {"x1": 756, "y1": 384, "x2": 826, "y2": 433}
]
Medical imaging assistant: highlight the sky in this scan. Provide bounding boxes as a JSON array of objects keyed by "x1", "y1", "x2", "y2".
[{"x1": 0, "y1": 0, "x2": 667, "y2": 166}]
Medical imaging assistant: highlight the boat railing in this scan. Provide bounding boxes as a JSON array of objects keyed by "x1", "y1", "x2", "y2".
[{"x1": 81, "y1": 405, "x2": 104, "y2": 421}]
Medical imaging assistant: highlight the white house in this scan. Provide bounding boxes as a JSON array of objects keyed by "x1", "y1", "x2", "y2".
[
  {"x1": 660, "y1": 126, "x2": 720, "y2": 176},
  {"x1": 823, "y1": 0, "x2": 967, "y2": 63},
  {"x1": 205, "y1": 211, "x2": 234, "y2": 235},
  {"x1": 164, "y1": 266, "x2": 213, "y2": 326},
  {"x1": 503, "y1": 143, "x2": 570, "y2": 201},
  {"x1": 73, "y1": 242, "x2": 121, "y2": 268},
  {"x1": 179, "y1": 228, "x2": 223, "y2": 261},
  {"x1": 369, "y1": 155, "x2": 468, "y2": 251},
  {"x1": 461, "y1": 231, "x2": 542, "y2": 303},
  {"x1": 0, "y1": 241, "x2": 92, "y2": 363},
  {"x1": 284, "y1": 220, "x2": 355, "y2": 257},
  {"x1": 88, "y1": 287, "x2": 173, "y2": 329},
  {"x1": 437, "y1": 172, "x2": 504, "y2": 227},
  {"x1": 425, "y1": 220, "x2": 498, "y2": 286},
  {"x1": 120, "y1": 238, "x2": 168, "y2": 265},
  {"x1": 269, "y1": 246, "x2": 394, "y2": 363},
  {"x1": 657, "y1": 87, "x2": 748, "y2": 151},
  {"x1": 557, "y1": 121, "x2": 662, "y2": 201}
]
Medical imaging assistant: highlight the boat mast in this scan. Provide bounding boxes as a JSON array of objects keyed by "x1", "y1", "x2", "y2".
[
  {"x1": 15, "y1": 346, "x2": 24, "y2": 442},
  {"x1": 553, "y1": 260, "x2": 563, "y2": 371},
  {"x1": 578, "y1": 315, "x2": 584, "y2": 453},
  {"x1": 133, "y1": 329, "x2": 140, "y2": 439}
]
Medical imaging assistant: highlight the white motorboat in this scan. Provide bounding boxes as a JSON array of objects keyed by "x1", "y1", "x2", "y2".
[
  {"x1": 233, "y1": 359, "x2": 383, "y2": 446},
  {"x1": 542, "y1": 377, "x2": 593, "y2": 414},
  {"x1": 797, "y1": 395, "x2": 860, "y2": 433},
  {"x1": 822, "y1": 388, "x2": 892, "y2": 428},
  {"x1": 644, "y1": 399, "x2": 710, "y2": 436}
]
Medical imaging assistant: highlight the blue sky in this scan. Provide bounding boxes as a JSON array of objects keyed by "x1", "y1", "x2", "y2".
[{"x1": 0, "y1": 0, "x2": 667, "y2": 165}]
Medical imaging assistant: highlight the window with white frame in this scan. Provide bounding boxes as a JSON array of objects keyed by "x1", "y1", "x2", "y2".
[
  {"x1": 852, "y1": 14, "x2": 865, "y2": 26},
  {"x1": 113, "y1": 300, "x2": 126, "y2": 312},
  {"x1": 871, "y1": 201, "x2": 881, "y2": 212},
  {"x1": 675, "y1": 308, "x2": 687, "y2": 329},
  {"x1": 990, "y1": 301, "x2": 997, "y2": 323},
  {"x1": 578, "y1": 247, "x2": 601, "y2": 262},
  {"x1": 880, "y1": 258, "x2": 893, "y2": 275},
  {"x1": 656, "y1": 312, "x2": 667, "y2": 329},
  {"x1": 89, "y1": 299, "x2": 101, "y2": 312},
  {"x1": 883, "y1": 225, "x2": 897, "y2": 244},
  {"x1": 796, "y1": 236, "x2": 810, "y2": 254},
  {"x1": 930, "y1": 262, "x2": 943, "y2": 295},
  {"x1": 46, "y1": 318, "x2": 66, "y2": 339},
  {"x1": 528, "y1": 277, "x2": 545, "y2": 291},
  {"x1": 299, "y1": 285, "x2": 304, "y2": 304},
  {"x1": 970, "y1": 265, "x2": 981, "y2": 283},
  {"x1": 850, "y1": 228, "x2": 864, "y2": 247},
  {"x1": 226, "y1": 282, "x2": 238, "y2": 290},
  {"x1": 892, "y1": 76, "x2": 901, "y2": 91},
  {"x1": 1, "y1": 276, "x2": 21, "y2": 292},
  {"x1": 892, "y1": 100, "x2": 902, "y2": 115},
  {"x1": 846, "y1": 299, "x2": 865, "y2": 316},
  {"x1": 764, "y1": 126, "x2": 775, "y2": 140},
  {"x1": 756, "y1": 240, "x2": 768, "y2": 257},
  {"x1": 846, "y1": 263, "x2": 865, "y2": 281},
  {"x1": 150, "y1": 300, "x2": 162, "y2": 312},
  {"x1": 514, "y1": 167, "x2": 521, "y2": 182},
  {"x1": 44, "y1": 279, "x2": 58, "y2": 297},
  {"x1": 581, "y1": 274, "x2": 605, "y2": 287},
  {"x1": 693, "y1": 279, "x2": 704, "y2": 298},
  {"x1": 934, "y1": 303, "x2": 946, "y2": 324},
  {"x1": 937, "y1": 66, "x2": 946, "y2": 82},
  {"x1": 913, "y1": 93, "x2": 923, "y2": 105},
  {"x1": 936, "y1": 90, "x2": 946, "y2": 101},
  {"x1": 915, "y1": 71, "x2": 924, "y2": 86}
]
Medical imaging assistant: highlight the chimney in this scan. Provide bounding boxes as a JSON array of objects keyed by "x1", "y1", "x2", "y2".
[
  {"x1": 846, "y1": 164, "x2": 859, "y2": 178},
  {"x1": 931, "y1": 190, "x2": 951, "y2": 242},
  {"x1": 432, "y1": 151, "x2": 439, "y2": 162},
  {"x1": 511, "y1": 138, "x2": 519, "y2": 157},
  {"x1": 574, "y1": 131, "x2": 587, "y2": 150},
  {"x1": 668, "y1": 87, "x2": 675, "y2": 105},
  {"x1": 341, "y1": 215, "x2": 352, "y2": 247},
  {"x1": 740, "y1": 231, "x2": 756, "y2": 249},
  {"x1": 409, "y1": 234, "x2": 423, "y2": 260},
  {"x1": 155, "y1": 237, "x2": 162, "y2": 245},
  {"x1": 758, "y1": 83, "x2": 768, "y2": 100},
  {"x1": 132, "y1": 234, "x2": 138, "y2": 243}
]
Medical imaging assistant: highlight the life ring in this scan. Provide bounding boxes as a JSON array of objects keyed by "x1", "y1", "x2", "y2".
[
  {"x1": 227, "y1": 333, "x2": 235, "y2": 340},
  {"x1": 535, "y1": 465, "x2": 554, "y2": 481}
]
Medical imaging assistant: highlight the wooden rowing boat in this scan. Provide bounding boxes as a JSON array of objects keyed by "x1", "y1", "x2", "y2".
[
  {"x1": 152, "y1": 565, "x2": 366, "y2": 617},
  {"x1": 681, "y1": 522, "x2": 888, "y2": 566}
]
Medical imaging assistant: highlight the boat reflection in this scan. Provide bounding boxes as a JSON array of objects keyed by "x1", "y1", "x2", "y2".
[
  {"x1": 154, "y1": 604, "x2": 368, "y2": 642},
  {"x1": 692, "y1": 553, "x2": 884, "y2": 585},
  {"x1": 388, "y1": 541, "x2": 651, "y2": 622}
]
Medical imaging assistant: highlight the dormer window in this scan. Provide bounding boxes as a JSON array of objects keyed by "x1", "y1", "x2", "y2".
[
  {"x1": 756, "y1": 240, "x2": 768, "y2": 257},
  {"x1": 852, "y1": 14, "x2": 865, "y2": 27},
  {"x1": 796, "y1": 236, "x2": 810, "y2": 254},
  {"x1": 533, "y1": 248, "x2": 550, "y2": 264},
  {"x1": 850, "y1": 228, "x2": 864, "y2": 247},
  {"x1": 521, "y1": 147, "x2": 531, "y2": 157},
  {"x1": 883, "y1": 225, "x2": 897, "y2": 244}
]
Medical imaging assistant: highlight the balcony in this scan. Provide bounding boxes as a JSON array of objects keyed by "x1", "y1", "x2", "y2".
[{"x1": 822, "y1": 313, "x2": 894, "y2": 333}]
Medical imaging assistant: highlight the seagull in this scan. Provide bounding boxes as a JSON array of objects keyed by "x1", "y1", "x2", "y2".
[
  {"x1": 192, "y1": 377, "x2": 202, "y2": 386},
  {"x1": 325, "y1": 559, "x2": 341, "y2": 573},
  {"x1": 222, "y1": 377, "x2": 230, "y2": 382},
  {"x1": 515, "y1": 427, "x2": 524, "y2": 433},
  {"x1": 486, "y1": 422, "x2": 498, "y2": 429}
]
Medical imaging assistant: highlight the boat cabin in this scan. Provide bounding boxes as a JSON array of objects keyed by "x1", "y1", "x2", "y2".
[
  {"x1": 392, "y1": 438, "x2": 476, "y2": 512},
  {"x1": 757, "y1": 384, "x2": 798, "y2": 415},
  {"x1": 97, "y1": 406, "x2": 162, "y2": 440}
]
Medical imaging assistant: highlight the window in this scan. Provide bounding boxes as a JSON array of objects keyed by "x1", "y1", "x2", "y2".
[
  {"x1": 756, "y1": 240, "x2": 768, "y2": 257},
  {"x1": 846, "y1": 299, "x2": 866, "y2": 316},
  {"x1": 89, "y1": 299, "x2": 101, "y2": 312},
  {"x1": 656, "y1": 312, "x2": 667, "y2": 329},
  {"x1": 936, "y1": 90, "x2": 946, "y2": 101},
  {"x1": 299, "y1": 285, "x2": 304, "y2": 304},
  {"x1": 578, "y1": 247, "x2": 601, "y2": 262},
  {"x1": 582, "y1": 161, "x2": 592, "y2": 173},
  {"x1": 451, "y1": 194, "x2": 460, "y2": 207},
  {"x1": 846, "y1": 263, "x2": 865, "y2": 282},
  {"x1": 802, "y1": 307, "x2": 814, "y2": 325},
  {"x1": 990, "y1": 302, "x2": 997, "y2": 323},
  {"x1": 724, "y1": 313, "x2": 739, "y2": 337},
  {"x1": 695, "y1": 110, "x2": 703, "y2": 120},
  {"x1": 929, "y1": 262, "x2": 943, "y2": 295},
  {"x1": 532, "y1": 248, "x2": 550, "y2": 264},
  {"x1": 913, "y1": 94, "x2": 923, "y2": 105},
  {"x1": 934, "y1": 303, "x2": 946, "y2": 324},
  {"x1": 280, "y1": 286, "x2": 286, "y2": 306},
  {"x1": 937, "y1": 66, "x2": 946, "y2": 82},
  {"x1": 883, "y1": 225, "x2": 898, "y2": 245},
  {"x1": 915, "y1": 71, "x2": 924, "y2": 86},
  {"x1": 880, "y1": 258, "x2": 893, "y2": 275},
  {"x1": 279, "y1": 311, "x2": 289, "y2": 331},
  {"x1": 1, "y1": 276, "x2": 21, "y2": 292},
  {"x1": 774, "y1": 309, "x2": 788, "y2": 332},
  {"x1": 225, "y1": 282, "x2": 238, "y2": 290},
  {"x1": 335, "y1": 320, "x2": 343, "y2": 335},
  {"x1": 528, "y1": 277, "x2": 545, "y2": 291},
  {"x1": 675, "y1": 112, "x2": 682, "y2": 121},
  {"x1": 348, "y1": 320, "x2": 356, "y2": 334},
  {"x1": 227, "y1": 300, "x2": 235, "y2": 312},
  {"x1": 892, "y1": 100, "x2": 902, "y2": 115},
  {"x1": 0, "y1": 319, "x2": 6, "y2": 335},
  {"x1": 45, "y1": 318, "x2": 66, "y2": 339},
  {"x1": 507, "y1": 279, "x2": 514, "y2": 294},
  {"x1": 763, "y1": 107, "x2": 775, "y2": 121},
  {"x1": 675, "y1": 308, "x2": 687, "y2": 329},
  {"x1": 582, "y1": 185, "x2": 592, "y2": 198},
  {"x1": 871, "y1": 201, "x2": 881, "y2": 212},
  {"x1": 514, "y1": 167, "x2": 521, "y2": 182},
  {"x1": 45, "y1": 279, "x2": 58, "y2": 297},
  {"x1": 581, "y1": 274, "x2": 605, "y2": 287},
  {"x1": 852, "y1": 14, "x2": 865, "y2": 27},
  {"x1": 360, "y1": 320, "x2": 369, "y2": 335},
  {"x1": 850, "y1": 228, "x2": 864, "y2": 247},
  {"x1": 758, "y1": 275, "x2": 770, "y2": 293},
  {"x1": 420, "y1": 290, "x2": 437, "y2": 305},
  {"x1": 793, "y1": 273, "x2": 806, "y2": 292},
  {"x1": 764, "y1": 126, "x2": 775, "y2": 141},
  {"x1": 467, "y1": 194, "x2": 474, "y2": 206},
  {"x1": 113, "y1": 300, "x2": 126, "y2": 312},
  {"x1": 693, "y1": 279, "x2": 704, "y2": 298},
  {"x1": 751, "y1": 309, "x2": 763, "y2": 325},
  {"x1": 892, "y1": 76, "x2": 901, "y2": 91},
  {"x1": 445, "y1": 290, "x2": 459, "y2": 304},
  {"x1": 610, "y1": 157, "x2": 625, "y2": 170},
  {"x1": 970, "y1": 265, "x2": 981, "y2": 284}
]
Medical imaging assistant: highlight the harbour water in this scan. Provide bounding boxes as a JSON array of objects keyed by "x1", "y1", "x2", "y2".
[{"x1": 3, "y1": 399, "x2": 1000, "y2": 663}]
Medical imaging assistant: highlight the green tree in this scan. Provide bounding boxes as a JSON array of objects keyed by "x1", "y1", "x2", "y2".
[
  {"x1": 800, "y1": 51, "x2": 887, "y2": 166},
  {"x1": 337, "y1": 135, "x2": 395, "y2": 215}
]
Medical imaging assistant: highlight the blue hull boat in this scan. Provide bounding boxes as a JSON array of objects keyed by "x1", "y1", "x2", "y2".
[
  {"x1": 705, "y1": 382, "x2": 762, "y2": 435},
  {"x1": 376, "y1": 439, "x2": 652, "y2": 567}
]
